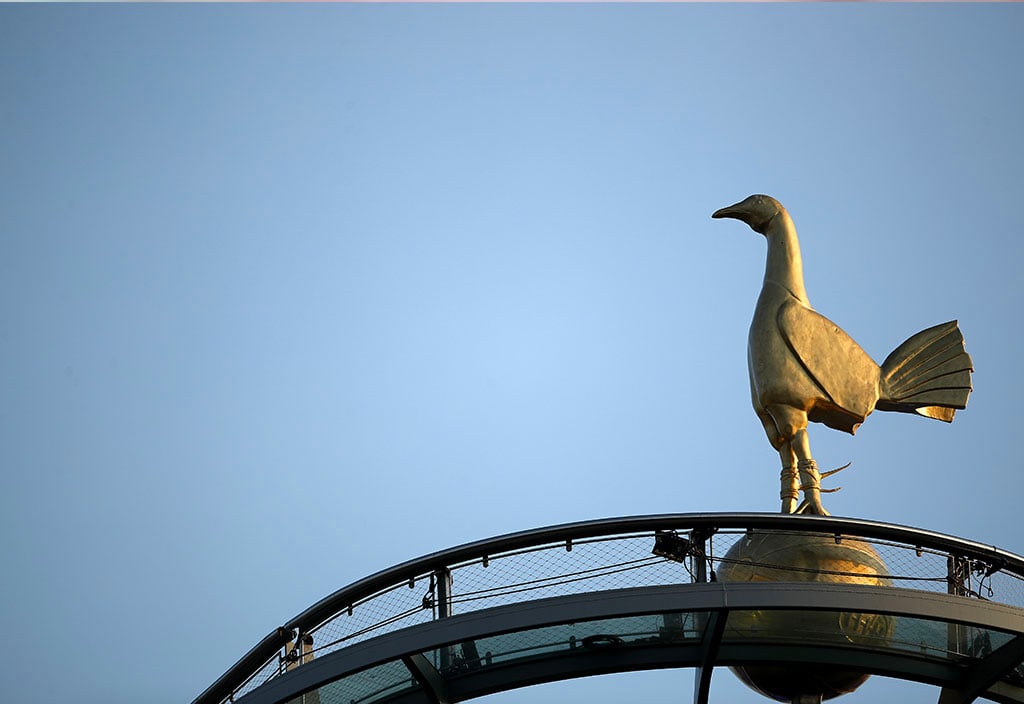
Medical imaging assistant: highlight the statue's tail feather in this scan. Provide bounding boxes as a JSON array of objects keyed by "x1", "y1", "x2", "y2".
[{"x1": 877, "y1": 321, "x2": 973, "y2": 422}]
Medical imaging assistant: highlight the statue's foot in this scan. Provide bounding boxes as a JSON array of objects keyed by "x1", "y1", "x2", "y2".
[{"x1": 795, "y1": 499, "x2": 830, "y2": 516}]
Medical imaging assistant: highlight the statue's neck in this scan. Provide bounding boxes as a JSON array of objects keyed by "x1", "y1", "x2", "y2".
[{"x1": 763, "y1": 210, "x2": 809, "y2": 303}]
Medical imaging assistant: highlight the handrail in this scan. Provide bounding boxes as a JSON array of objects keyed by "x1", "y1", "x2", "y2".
[{"x1": 192, "y1": 512, "x2": 1024, "y2": 704}]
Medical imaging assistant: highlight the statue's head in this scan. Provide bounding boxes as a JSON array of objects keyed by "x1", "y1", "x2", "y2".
[{"x1": 712, "y1": 194, "x2": 784, "y2": 235}]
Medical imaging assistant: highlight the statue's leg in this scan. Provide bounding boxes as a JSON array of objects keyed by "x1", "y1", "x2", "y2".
[
  {"x1": 778, "y1": 442, "x2": 799, "y2": 514},
  {"x1": 791, "y1": 428, "x2": 828, "y2": 516},
  {"x1": 766, "y1": 406, "x2": 828, "y2": 516},
  {"x1": 759, "y1": 410, "x2": 798, "y2": 514}
]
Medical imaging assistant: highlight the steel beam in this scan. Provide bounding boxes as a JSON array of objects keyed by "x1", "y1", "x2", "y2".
[
  {"x1": 403, "y1": 653, "x2": 450, "y2": 704},
  {"x1": 692, "y1": 610, "x2": 726, "y2": 704}
]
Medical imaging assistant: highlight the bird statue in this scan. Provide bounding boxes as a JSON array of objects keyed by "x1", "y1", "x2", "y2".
[{"x1": 712, "y1": 195, "x2": 973, "y2": 515}]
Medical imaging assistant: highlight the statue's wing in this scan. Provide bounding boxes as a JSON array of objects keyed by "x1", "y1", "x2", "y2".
[{"x1": 777, "y1": 300, "x2": 880, "y2": 421}]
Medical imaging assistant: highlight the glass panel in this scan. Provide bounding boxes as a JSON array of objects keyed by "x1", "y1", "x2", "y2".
[
  {"x1": 428, "y1": 611, "x2": 703, "y2": 676},
  {"x1": 1005, "y1": 657, "x2": 1024, "y2": 687},
  {"x1": 310, "y1": 660, "x2": 420, "y2": 704},
  {"x1": 892, "y1": 617, "x2": 1015, "y2": 661},
  {"x1": 724, "y1": 609, "x2": 1015, "y2": 663}
]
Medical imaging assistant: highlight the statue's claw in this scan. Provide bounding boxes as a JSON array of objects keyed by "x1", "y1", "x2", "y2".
[
  {"x1": 819, "y1": 462, "x2": 852, "y2": 480},
  {"x1": 816, "y1": 462, "x2": 851, "y2": 494}
]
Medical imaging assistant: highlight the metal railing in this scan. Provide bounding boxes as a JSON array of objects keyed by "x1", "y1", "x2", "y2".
[{"x1": 193, "y1": 513, "x2": 1024, "y2": 704}]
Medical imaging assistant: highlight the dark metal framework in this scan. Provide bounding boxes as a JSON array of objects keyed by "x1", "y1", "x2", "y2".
[{"x1": 194, "y1": 513, "x2": 1024, "y2": 704}]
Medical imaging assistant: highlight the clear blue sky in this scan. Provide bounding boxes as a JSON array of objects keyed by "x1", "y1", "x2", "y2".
[{"x1": 2, "y1": 4, "x2": 1022, "y2": 704}]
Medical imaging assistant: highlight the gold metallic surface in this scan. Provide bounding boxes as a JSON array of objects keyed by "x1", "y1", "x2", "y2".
[
  {"x1": 730, "y1": 663, "x2": 869, "y2": 704},
  {"x1": 712, "y1": 195, "x2": 973, "y2": 515},
  {"x1": 717, "y1": 531, "x2": 896, "y2": 702}
]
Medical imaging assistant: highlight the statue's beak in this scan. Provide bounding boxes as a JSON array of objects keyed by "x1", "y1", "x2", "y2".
[{"x1": 711, "y1": 204, "x2": 743, "y2": 220}]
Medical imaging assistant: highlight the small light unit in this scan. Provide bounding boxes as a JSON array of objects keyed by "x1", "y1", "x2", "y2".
[{"x1": 652, "y1": 530, "x2": 692, "y2": 563}]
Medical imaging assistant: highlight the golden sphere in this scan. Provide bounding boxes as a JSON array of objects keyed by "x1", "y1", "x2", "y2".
[{"x1": 716, "y1": 530, "x2": 896, "y2": 702}]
